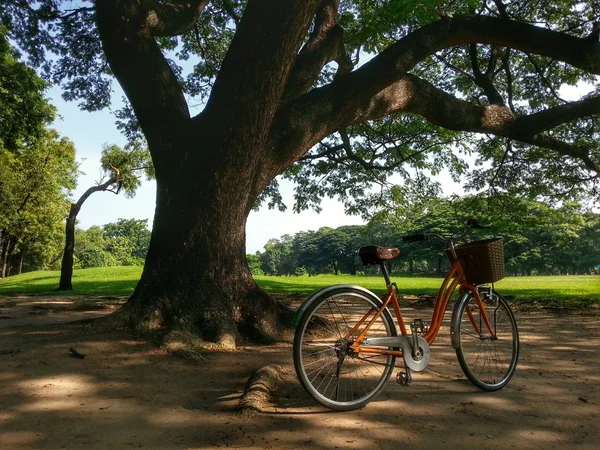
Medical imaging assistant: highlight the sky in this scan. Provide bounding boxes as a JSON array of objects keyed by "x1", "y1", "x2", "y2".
[
  {"x1": 48, "y1": 85, "x2": 369, "y2": 254},
  {"x1": 48, "y1": 79, "x2": 591, "y2": 255}
]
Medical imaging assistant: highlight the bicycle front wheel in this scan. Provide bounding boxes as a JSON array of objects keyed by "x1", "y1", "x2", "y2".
[
  {"x1": 293, "y1": 287, "x2": 396, "y2": 411},
  {"x1": 455, "y1": 289, "x2": 519, "y2": 391}
]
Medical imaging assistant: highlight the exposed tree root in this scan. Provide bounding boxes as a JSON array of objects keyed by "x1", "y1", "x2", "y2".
[{"x1": 238, "y1": 364, "x2": 283, "y2": 418}]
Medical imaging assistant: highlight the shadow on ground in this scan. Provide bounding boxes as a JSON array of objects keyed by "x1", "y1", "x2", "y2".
[{"x1": 0, "y1": 296, "x2": 598, "y2": 449}]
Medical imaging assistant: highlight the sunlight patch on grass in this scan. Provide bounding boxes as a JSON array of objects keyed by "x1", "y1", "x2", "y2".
[
  {"x1": 1, "y1": 268, "x2": 598, "y2": 306},
  {"x1": 0, "y1": 266, "x2": 142, "y2": 296}
]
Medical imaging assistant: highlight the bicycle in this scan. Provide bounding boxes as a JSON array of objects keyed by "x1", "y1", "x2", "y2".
[{"x1": 292, "y1": 222, "x2": 519, "y2": 411}]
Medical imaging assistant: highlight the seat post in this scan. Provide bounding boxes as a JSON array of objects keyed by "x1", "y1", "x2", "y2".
[{"x1": 380, "y1": 262, "x2": 392, "y2": 287}]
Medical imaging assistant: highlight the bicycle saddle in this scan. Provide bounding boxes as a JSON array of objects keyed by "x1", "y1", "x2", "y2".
[{"x1": 359, "y1": 245, "x2": 400, "y2": 265}]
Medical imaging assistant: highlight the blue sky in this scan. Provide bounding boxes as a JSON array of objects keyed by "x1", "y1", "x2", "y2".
[
  {"x1": 48, "y1": 86, "x2": 366, "y2": 254},
  {"x1": 49, "y1": 77, "x2": 591, "y2": 254}
]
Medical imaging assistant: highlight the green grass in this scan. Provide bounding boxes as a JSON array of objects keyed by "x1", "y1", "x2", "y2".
[
  {"x1": 255, "y1": 274, "x2": 600, "y2": 303},
  {"x1": 1, "y1": 267, "x2": 598, "y2": 308},
  {"x1": 0, "y1": 266, "x2": 142, "y2": 296}
]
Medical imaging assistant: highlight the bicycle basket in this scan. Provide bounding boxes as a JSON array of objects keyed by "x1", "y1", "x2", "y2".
[{"x1": 446, "y1": 238, "x2": 505, "y2": 285}]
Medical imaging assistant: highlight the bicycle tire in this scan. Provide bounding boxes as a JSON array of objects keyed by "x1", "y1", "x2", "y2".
[
  {"x1": 293, "y1": 286, "x2": 397, "y2": 411},
  {"x1": 455, "y1": 289, "x2": 519, "y2": 391}
]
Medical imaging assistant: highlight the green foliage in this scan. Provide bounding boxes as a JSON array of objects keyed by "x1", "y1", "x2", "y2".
[
  {"x1": 255, "y1": 193, "x2": 599, "y2": 278},
  {"x1": 0, "y1": 129, "x2": 77, "y2": 275},
  {"x1": 102, "y1": 219, "x2": 151, "y2": 262},
  {"x1": 99, "y1": 142, "x2": 154, "y2": 197},
  {"x1": 77, "y1": 248, "x2": 117, "y2": 269},
  {"x1": 73, "y1": 219, "x2": 151, "y2": 268},
  {"x1": 0, "y1": 28, "x2": 55, "y2": 152},
  {"x1": 245, "y1": 253, "x2": 264, "y2": 275}
]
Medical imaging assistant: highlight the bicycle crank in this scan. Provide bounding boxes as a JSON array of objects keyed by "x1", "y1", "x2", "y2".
[{"x1": 362, "y1": 336, "x2": 431, "y2": 372}]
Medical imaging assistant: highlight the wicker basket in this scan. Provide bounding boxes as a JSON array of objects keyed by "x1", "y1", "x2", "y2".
[{"x1": 446, "y1": 238, "x2": 505, "y2": 285}]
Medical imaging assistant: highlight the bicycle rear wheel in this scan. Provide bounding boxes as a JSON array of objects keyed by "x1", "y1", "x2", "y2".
[
  {"x1": 293, "y1": 287, "x2": 396, "y2": 411},
  {"x1": 455, "y1": 289, "x2": 519, "y2": 391}
]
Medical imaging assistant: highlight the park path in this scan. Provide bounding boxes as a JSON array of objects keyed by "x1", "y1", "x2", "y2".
[{"x1": 0, "y1": 296, "x2": 598, "y2": 449}]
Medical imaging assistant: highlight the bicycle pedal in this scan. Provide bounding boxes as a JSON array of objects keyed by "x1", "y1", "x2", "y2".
[
  {"x1": 411, "y1": 319, "x2": 429, "y2": 334},
  {"x1": 396, "y1": 371, "x2": 412, "y2": 386}
]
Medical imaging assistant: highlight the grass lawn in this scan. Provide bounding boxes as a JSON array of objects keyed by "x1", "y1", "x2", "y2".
[
  {"x1": 255, "y1": 274, "x2": 600, "y2": 304},
  {"x1": 0, "y1": 267, "x2": 598, "y2": 307},
  {"x1": 0, "y1": 266, "x2": 143, "y2": 296}
]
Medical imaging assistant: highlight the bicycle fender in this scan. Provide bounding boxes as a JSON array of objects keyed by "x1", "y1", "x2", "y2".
[
  {"x1": 450, "y1": 291, "x2": 471, "y2": 349},
  {"x1": 290, "y1": 284, "x2": 384, "y2": 327}
]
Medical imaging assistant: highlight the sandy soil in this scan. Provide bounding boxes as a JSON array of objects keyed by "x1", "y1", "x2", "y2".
[{"x1": 1, "y1": 295, "x2": 599, "y2": 449}]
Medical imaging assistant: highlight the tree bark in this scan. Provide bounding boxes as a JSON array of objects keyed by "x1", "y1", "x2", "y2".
[
  {"x1": 58, "y1": 204, "x2": 78, "y2": 290},
  {"x1": 109, "y1": 147, "x2": 292, "y2": 346},
  {"x1": 58, "y1": 177, "x2": 117, "y2": 291},
  {"x1": 1, "y1": 236, "x2": 11, "y2": 279},
  {"x1": 18, "y1": 250, "x2": 24, "y2": 275}
]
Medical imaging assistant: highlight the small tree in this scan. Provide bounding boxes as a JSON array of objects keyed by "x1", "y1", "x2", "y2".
[{"x1": 58, "y1": 142, "x2": 152, "y2": 290}]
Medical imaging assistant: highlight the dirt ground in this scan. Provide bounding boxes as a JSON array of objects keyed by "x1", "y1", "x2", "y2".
[{"x1": 1, "y1": 295, "x2": 599, "y2": 450}]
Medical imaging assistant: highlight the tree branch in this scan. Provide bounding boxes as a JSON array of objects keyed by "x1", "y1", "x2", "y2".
[
  {"x1": 469, "y1": 44, "x2": 504, "y2": 105},
  {"x1": 95, "y1": 0, "x2": 191, "y2": 160},
  {"x1": 283, "y1": 0, "x2": 352, "y2": 102},
  {"x1": 525, "y1": 54, "x2": 566, "y2": 103},
  {"x1": 221, "y1": 0, "x2": 241, "y2": 27},
  {"x1": 501, "y1": 49, "x2": 516, "y2": 112},
  {"x1": 513, "y1": 95, "x2": 600, "y2": 135},
  {"x1": 145, "y1": 0, "x2": 210, "y2": 37},
  {"x1": 72, "y1": 173, "x2": 120, "y2": 216},
  {"x1": 517, "y1": 135, "x2": 600, "y2": 175},
  {"x1": 269, "y1": 14, "x2": 600, "y2": 171},
  {"x1": 203, "y1": 0, "x2": 321, "y2": 151}
]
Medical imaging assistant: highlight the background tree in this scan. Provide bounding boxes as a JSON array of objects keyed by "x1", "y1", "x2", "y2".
[
  {"x1": 3, "y1": 1, "x2": 599, "y2": 346},
  {"x1": 102, "y1": 218, "x2": 152, "y2": 265},
  {"x1": 0, "y1": 130, "x2": 77, "y2": 277},
  {"x1": 0, "y1": 27, "x2": 55, "y2": 152},
  {"x1": 58, "y1": 143, "x2": 152, "y2": 290},
  {"x1": 259, "y1": 236, "x2": 296, "y2": 276}
]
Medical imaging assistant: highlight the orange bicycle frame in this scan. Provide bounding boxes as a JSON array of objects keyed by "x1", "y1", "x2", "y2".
[{"x1": 349, "y1": 257, "x2": 495, "y2": 357}]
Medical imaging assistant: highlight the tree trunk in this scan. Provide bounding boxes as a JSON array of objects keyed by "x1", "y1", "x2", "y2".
[
  {"x1": 110, "y1": 153, "x2": 292, "y2": 348},
  {"x1": 94, "y1": 0, "x2": 319, "y2": 347},
  {"x1": 58, "y1": 204, "x2": 78, "y2": 290},
  {"x1": 57, "y1": 177, "x2": 117, "y2": 291},
  {"x1": 1, "y1": 236, "x2": 11, "y2": 279},
  {"x1": 18, "y1": 250, "x2": 24, "y2": 275}
]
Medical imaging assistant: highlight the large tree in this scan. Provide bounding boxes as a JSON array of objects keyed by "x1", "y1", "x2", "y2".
[{"x1": 3, "y1": 1, "x2": 599, "y2": 346}]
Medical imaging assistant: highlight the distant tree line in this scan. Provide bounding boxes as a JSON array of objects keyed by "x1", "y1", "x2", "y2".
[
  {"x1": 71, "y1": 219, "x2": 151, "y2": 269},
  {"x1": 249, "y1": 196, "x2": 600, "y2": 277}
]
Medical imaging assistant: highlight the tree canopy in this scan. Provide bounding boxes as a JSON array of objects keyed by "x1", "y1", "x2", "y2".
[
  {"x1": 2, "y1": 1, "x2": 598, "y2": 210},
  {"x1": 0, "y1": 25, "x2": 55, "y2": 152},
  {"x1": 0, "y1": 129, "x2": 77, "y2": 277},
  {"x1": 256, "y1": 196, "x2": 600, "y2": 277}
]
